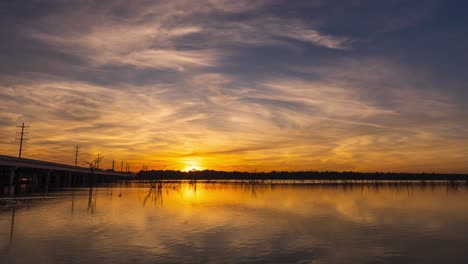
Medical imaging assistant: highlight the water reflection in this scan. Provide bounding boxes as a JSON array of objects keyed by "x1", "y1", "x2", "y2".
[
  {"x1": 87, "y1": 187, "x2": 96, "y2": 214},
  {"x1": 71, "y1": 191, "x2": 75, "y2": 216},
  {"x1": 9, "y1": 206, "x2": 15, "y2": 245},
  {"x1": 0, "y1": 182, "x2": 468, "y2": 263},
  {"x1": 142, "y1": 185, "x2": 163, "y2": 207}
]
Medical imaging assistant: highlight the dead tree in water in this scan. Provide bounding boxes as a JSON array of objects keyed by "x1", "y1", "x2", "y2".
[{"x1": 84, "y1": 155, "x2": 103, "y2": 188}]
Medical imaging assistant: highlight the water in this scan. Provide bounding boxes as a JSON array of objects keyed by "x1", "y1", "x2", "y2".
[{"x1": 1, "y1": 181, "x2": 468, "y2": 263}]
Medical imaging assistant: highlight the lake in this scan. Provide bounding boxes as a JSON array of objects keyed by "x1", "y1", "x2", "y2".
[{"x1": 1, "y1": 181, "x2": 468, "y2": 263}]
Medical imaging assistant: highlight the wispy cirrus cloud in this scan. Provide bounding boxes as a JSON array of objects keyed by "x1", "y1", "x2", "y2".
[{"x1": 25, "y1": 0, "x2": 350, "y2": 71}]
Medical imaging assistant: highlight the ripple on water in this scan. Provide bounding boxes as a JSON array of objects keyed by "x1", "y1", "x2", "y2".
[{"x1": 0, "y1": 183, "x2": 468, "y2": 263}]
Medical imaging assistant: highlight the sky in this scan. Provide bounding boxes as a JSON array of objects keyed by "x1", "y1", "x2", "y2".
[{"x1": 0, "y1": 0, "x2": 467, "y2": 173}]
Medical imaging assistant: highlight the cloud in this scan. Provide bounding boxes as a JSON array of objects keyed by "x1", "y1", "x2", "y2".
[
  {"x1": 30, "y1": 21, "x2": 219, "y2": 70},
  {"x1": 112, "y1": 49, "x2": 221, "y2": 70},
  {"x1": 263, "y1": 18, "x2": 351, "y2": 49},
  {"x1": 1, "y1": 53, "x2": 467, "y2": 172},
  {"x1": 24, "y1": 0, "x2": 350, "y2": 71},
  {"x1": 0, "y1": 1, "x2": 467, "y2": 172}
]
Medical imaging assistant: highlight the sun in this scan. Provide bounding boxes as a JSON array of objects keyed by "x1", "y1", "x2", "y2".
[
  {"x1": 184, "y1": 165, "x2": 202, "y2": 172},
  {"x1": 182, "y1": 159, "x2": 203, "y2": 172}
]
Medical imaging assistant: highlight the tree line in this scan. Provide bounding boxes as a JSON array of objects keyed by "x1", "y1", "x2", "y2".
[{"x1": 136, "y1": 170, "x2": 468, "y2": 181}]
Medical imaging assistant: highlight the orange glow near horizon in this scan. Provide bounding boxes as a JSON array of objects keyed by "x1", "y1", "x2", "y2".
[
  {"x1": 182, "y1": 158, "x2": 204, "y2": 172},
  {"x1": 1, "y1": 1, "x2": 468, "y2": 174}
]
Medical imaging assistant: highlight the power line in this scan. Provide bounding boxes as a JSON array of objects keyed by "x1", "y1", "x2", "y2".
[{"x1": 15, "y1": 122, "x2": 29, "y2": 159}]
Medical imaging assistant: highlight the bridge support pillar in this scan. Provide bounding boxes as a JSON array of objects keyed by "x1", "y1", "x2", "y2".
[
  {"x1": 68, "y1": 173, "x2": 72, "y2": 187},
  {"x1": 56, "y1": 174, "x2": 60, "y2": 188},
  {"x1": 45, "y1": 171, "x2": 51, "y2": 193},
  {"x1": 32, "y1": 172, "x2": 38, "y2": 192},
  {"x1": 9, "y1": 168, "x2": 15, "y2": 186},
  {"x1": 8, "y1": 168, "x2": 16, "y2": 194}
]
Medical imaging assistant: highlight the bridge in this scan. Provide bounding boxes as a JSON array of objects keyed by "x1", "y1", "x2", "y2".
[{"x1": 0, "y1": 154, "x2": 133, "y2": 193}]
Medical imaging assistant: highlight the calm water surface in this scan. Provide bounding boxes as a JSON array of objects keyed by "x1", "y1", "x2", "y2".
[{"x1": 1, "y1": 182, "x2": 468, "y2": 263}]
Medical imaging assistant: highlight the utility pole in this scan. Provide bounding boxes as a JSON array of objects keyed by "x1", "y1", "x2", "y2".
[
  {"x1": 74, "y1": 145, "x2": 79, "y2": 166},
  {"x1": 112, "y1": 160, "x2": 115, "y2": 171},
  {"x1": 16, "y1": 122, "x2": 29, "y2": 159},
  {"x1": 121, "y1": 160, "x2": 124, "y2": 172}
]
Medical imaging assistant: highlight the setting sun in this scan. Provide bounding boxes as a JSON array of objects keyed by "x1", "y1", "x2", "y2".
[
  {"x1": 184, "y1": 165, "x2": 202, "y2": 172},
  {"x1": 182, "y1": 159, "x2": 203, "y2": 172}
]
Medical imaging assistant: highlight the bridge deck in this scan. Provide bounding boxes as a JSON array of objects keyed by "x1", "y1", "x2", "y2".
[{"x1": 0, "y1": 155, "x2": 132, "y2": 177}]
